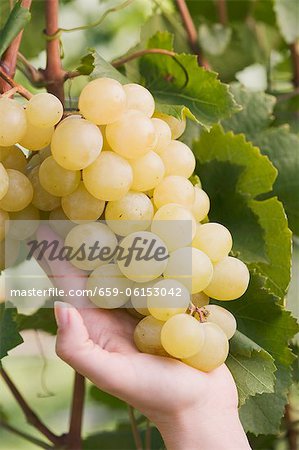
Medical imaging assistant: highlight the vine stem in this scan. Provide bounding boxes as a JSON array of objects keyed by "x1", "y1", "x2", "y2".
[
  {"x1": 112, "y1": 48, "x2": 176, "y2": 67},
  {"x1": 285, "y1": 403, "x2": 298, "y2": 450},
  {"x1": 290, "y1": 42, "x2": 299, "y2": 88},
  {"x1": 128, "y1": 405, "x2": 143, "y2": 450},
  {"x1": 0, "y1": 420, "x2": 52, "y2": 450},
  {"x1": 215, "y1": 0, "x2": 228, "y2": 26},
  {"x1": 67, "y1": 372, "x2": 85, "y2": 450},
  {"x1": 0, "y1": 65, "x2": 32, "y2": 99},
  {"x1": 0, "y1": 367, "x2": 63, "y2": 446}
]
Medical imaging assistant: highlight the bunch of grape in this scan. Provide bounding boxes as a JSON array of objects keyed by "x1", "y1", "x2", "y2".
[{"x1": 0, "y1": 77, "x2": 250, "y2": 372}]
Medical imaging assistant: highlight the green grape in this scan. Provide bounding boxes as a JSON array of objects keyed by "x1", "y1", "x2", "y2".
[
  {"x1": 28, "y1": 166, "x2": 60, "y2": 211},
  {"x1": 106, "y1": 110, "x2": 157, "y2": 159},
  {"x1": 87, "y1": 263, "x2": 134, "y2": 308},
  {"x1": 79, "y1": 77, "x2": 127, "y2": 125},
  {"x1": 191, "y1": 187, "x2": 210, "y2": 222},
  {"x1": 159, "y1": 140, "x2": 195, "y2": 178},
  {"x1": 51, "y1": 118, "x2": 103, "y2": 170},
  {"x1": 105, "y1": 192, "x2": 154, "y2": 236},
  {"x1": 153, "y1": 176, "x2": 195, "y2": 209},
  {"x1": 151, "y1": 118, "x2": 172, "y2": 154},
  {"x1": 0, "y1": 146, "x2": 27, "y2": 173},
  {"x1": 49, "y1": 207, "x2": 76, "y2": 238},
  {"x1": 62, "y1": 182, "x2": 105, "y2": 223},
  {"x1": 183, "y1": 322, "x2": 229, "y2": 372},
  {"x1": 130, "y1": 279, "x2": 163, "y2": 316},
  {"x1": 0, "y1": 210, "x2": 9, "y2": 242},
  {"x1": 39, "y1": 156, "x2": 81, "y2": 197},
  {"x1": 164, "y1": 247, "x2": 213, "y2": 294},
  {"x1": 123, "y1": 83, "x2": 155, "y2": 117},
  {"x1": 161, "y1": 313, "x2": 204, "y2": 359},
  {"x1": 130, "y1": 151, "x2": 165, "y2": 192},
  {"x1": 0, "y1": 169, "x2": 33, "y2": 212},
  {"x1": 0, "y1": 98, "x2": 27, "y2": 146},
  {"x1": 134, "y1": 315, "x2": 168, "y2": 356},
  {"x1": 65, "y1": 222, "x2": 118, "y2": 271},
  {"x1": 192, "y1": 222, "x2": 233, "y2": 262},
  {"x1": 192, "y1": 292, "x2": 209, "y2": 308},
  {"x1": 0, "y1": 163, "x2": 9, "y2": 200},
  {"x1": 204, "y1": 256, "x2": 250, "y2": 301},
  {"x1": 151, "y1": 203, "x2": 196, "y2": 251},
  {"x1": 19, "y1": 117, "x2": 54, "y2": 151},
  {"x1": 204, "y1": 305, "x2": 237, "y2": 339},
  {"x1": 147, "y1": 279, "x2": 190, "y2": 321},
  {"x1": 83, "y1": 151, "x2": 133, "y2": 201},
  {"x1": 26, "y1": 93, "x2": 63, "y2": 128},
  {"x1": 8, "y1": 204, "x2": 40, "y2": 240},
  {"x1": 117, "y1": 231, "x2": 168, "y2": 283},
  {"x1": 153, "y1": 112, "x2": 186, "y2": 139}
]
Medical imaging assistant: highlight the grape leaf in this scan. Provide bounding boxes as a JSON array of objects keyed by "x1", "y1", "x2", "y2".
[
  {"x1": 0, "y1": 303, "x2": 23, "y2": 359},
  {"x1": 193, "y1": 124, "x2": 292, "y2": 299},
  {"x1": 222, "y1": 84, "x2": 299, "y2": 235},
  {"x1": 17, "y1": 300, "x2": 57, "y2": 335},
  {"x1": 0, "y1": 1, "x2": 31, "y2": 58},
  {"x1": 77, "y1": 50, "x2": 129, "y2": 84},
  {"x1": 83, "y1": 427, "x2": 164, "y2": 450},
  {"x1": 274, "y1": 0, "x2": 299, "y2": 44},
  {"x1": 89, "y1": 385, "x2": 127, "y2": 410}
]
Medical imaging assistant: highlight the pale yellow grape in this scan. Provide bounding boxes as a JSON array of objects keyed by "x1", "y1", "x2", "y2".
[
  {"x1": 39, "y1": 156, "x2": 81, "y2": 197},
  {"x1": 106, "y1": 110, "x2": 157, "y2": 159},
  {"x1": 49, "y1": 207, "x2": 76, "y2": 238},
  {"x1": 0, "y1": 146, "x2": 27, "y2": 173},
  {"x1": 87, "y1": 263, "x2": 134, "y2": 308},
  {"x1": 204, "y1": 256, "x2": 250, "y2": 301},
  {"x1": 153, "y1": 175, "x2": 194, "y2": 208},
  {"x1": 192, "y1": 222, "x2": 233, "y2": 262},
  {"x1": 183, "y1": 322, "x2": 229, "y2": 372},
  {"x1": 159, "y1": 140, "x2": 195, "y2": 178},
  {"x1": 105, "y1": 192, "x2": 154, "y2": 236},
  {"x1": 191, "y1": 187, "x2": 210, "y2": 222},
  {"x1": 0, "y1": 210, "x2": 9, "y2": 242},
  {"x1": 147, "y1": 279, "x2": 190, "y2": 321},
  {"x1": 0, "y1": 98, "x2": 27, "y2": 146},
  {"x1": 117, "y1": 231, "x2": 168, "y2": 283},
  {"x1": 62, "y1": 182, "x2": 105, "y2": 223},
  {"x1": 204, "y1": 305, "x2": 236, "y2": 339},
  {"x1": 0, "y1": 169, "x2": 33, "y2": 212},
  {"x1": 19, "y1": 117, "x2": 54, "y2": 151},
  {"x1": 0, "y1": 164, "x2": 9, "y2": 200},
  {"x1": 8, "y1": 205, "x2": 40, "y2": 240},
  {"x1": 51, "y1": 118, "x2": 103, "y2": 170},
  {"x1": 123, "y1": 83, "x2": 155, "y2": 117},
  {"x1": 130, "y1": 151, "x2": 165, "y2": 192},
  {"x1": 134, "y1": 316, "x2": 168, "y2": 356},
  {"x1": 153, "y1": 112, "x2": 186, "y2": 139},
  {"x1": 65, "y1": 222, "x2": 118, "y2": 271},
  {"x1": 164, "y1": 247, "x2": 213, "y2": 294},
  {"x1": 151, "y1": 118, "x2": 172, "y2": 154},
  {"x1": 26, "y1": 147, "x2": 51, "y2": 172},
  {"x1": 83, "y1": 151, "x2": 133, "y2": 201},
  {"x1": 79, "y1": 77, "x2": 127, "y2": 125},
  {"x1": 130, "y1": 278, "x2": 163, "y2": 316},
  {"x1": 29, "y1": 166, "x2": 60, "y2": 211},
  {"x1": 192, "y1": 292, "x2": 209, "y2": 308},
  {"x1": 26, "y1": 93, "x2": 63, "y2": 128},
  {"x1": 161, "y1": 314, "x2": 204, "y2": 359},
  {"x1": 151, "y1": 203, "x2": 196, "y2": 251}
]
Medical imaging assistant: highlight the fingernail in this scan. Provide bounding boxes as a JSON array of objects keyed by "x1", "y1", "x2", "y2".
[{"x1": 54, "y1": 301, "x2": 69, "y2": 328}]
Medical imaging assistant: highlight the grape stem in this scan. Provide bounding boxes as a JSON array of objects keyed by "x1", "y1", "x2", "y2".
[
  {"x1": 290, "y1": 42, "x2": 299, "y2": 88},
  {"x1": 66, "y1": 372, "x2": 85, "y2": 450},
  {"x1": 215, "y1": 0, "x2": 228, "y2": 26},
  {"x1": 112, "y1": 48, "x2": 176, "y2": 68},
  {"x1": 188, "y1": 304, "x2": 209, "y2": 322},
  {"x1": 0, "y1": 65, "x2": 32, "y2": 99},
  {"x1": 128, "y1": 405, "x2": 143, "y2": 450}
]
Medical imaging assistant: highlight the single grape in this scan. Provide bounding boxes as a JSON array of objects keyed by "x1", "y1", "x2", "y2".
[
  {"x1": 161, "y1": 313, "x2": 204, "y2": 359},
  {"x1": 26, "y1": 147, "x2": 51, "y2": 172},
  {"x1": 204, "y1": 305, "x2": 237, "y2": 339},
  {"x1": 0, "y1": 169, "x2": 33, "y2": 212},
  {"x1": 51, "y1": 118, "x2": 103, "y2": 170},
  {"x1": 0, "y1": 164, "x2": 9, "y2": 200},
  {"x1": 26, "y1": 93, "x2": 63, "y2": 128},
  {"x1": 192, "y1": 292, "x2": 209, "y2": 308},
  {"x1": 0, "y1": 98, "x2": 27, "y2": 146},
  {"x1": 159, "y1": 140, "x2": 195, "y2": 178},
  {"x1": 117, "y1": 231, "x2": 168, "y2": 283},
  {"x1": 49, "y1": 207, "x2": 76, "y2": 238},
  {"x1": 204, "y1": 256, "x2": 250, "y2": 301},
  {"x1": 87, "y1": 263, "x2": 134, "y2": 308},
  {"x1": 28, "y1": 166, "x2": 60, "y2": 211},
  {"x1": 151, "y1": 203, "x2": 196, "y2": 251},
  {"x1": 39, "y1": 156, "x2": 81, "y2": 197},
  {"x1": 151, "y1": 118, "x2": 172, "y2": 154},
  {"x1": 19, "y1": 117, "x2": 54, "y2": 151},
  {"x1": 192, "y1": 222, "x2": 233, "y2": 262},
  {"x1": 134, "y1": 315, "x2": 168, "y2": 356},
  {"x1": 8, "y1": 204, "x2": 40, "y2": 240},
  {"x1": 0, "y1": 210, "x2": 9, "y2": 242},
  {"x1": 183, "y1": 322, "x2": 229, "y2": 372},
  {"x1": 164, "y1": 246, "x2": 213, "y2": 294},
  {"x1": 106, "y1": 110, "x2": 157, "y2": 159},
  {"x1": 105, "y1": 192, "x2": 154, "y2": 236},
  {"x1": 153, "y1": 176, "x2": 195, "y2": 209},
  {"x1": 130, "y1": 278, "x2": 163, "y2": 316},
  {"x1": 123, "y1": 83, "x2": 155, "y2": 117},
  {"x1": 61, "y1": 182, "x2": 105, "y2": 223},
  {"x1": 0, "y1": 146, "x2": 27, "y2": 173},
  {"x1": 191, "y1": 186, "x2": 210, "y2": 222},
  {"x1": 83, "y1": 151, "x2": 133, "y2": 201},
  {"x1": 147, "y1": 279, "x2": 190, "y2": 321},
  {"x1": 130, "y1": 151, "x2": 165, "y2": 192},
  {"x1": 79, "y1": 77, "x2": 127, "y2": 125},
  {"x1": 153, "y1": 112, "x2": 186, "y2": 139}
]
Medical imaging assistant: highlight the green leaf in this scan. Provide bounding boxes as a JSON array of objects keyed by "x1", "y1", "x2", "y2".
[
  {"x1": 198, "y1": 23, "x2": 232, "y2": 56},
  {"x1": 226, "y1": 331, "x2": 276, "y2": 406},
  {"x1": 83, "y1": 427, "x2": 164, "y2": 450},
  {"x1": 89, "y1": 385, "x2": 127, "y2": 410},
  {"x1": 17, "y1": 300, "x2": 56, "y2": 335},
  {"x1": 274, "y1": 0, "x2": 299, "y2": 43},
  {"x1": 0, "y1": 1, "x2": 31, "y2": 57},
  {"x1": 80, "y1": 50, "x2": 129, "y2": 84},
  {"x1": 193, "y1": 124, "x2": 292, "y2": 299},
  {"x1": 0, "y1": 303, "x2": 23, "y2": 359}
]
